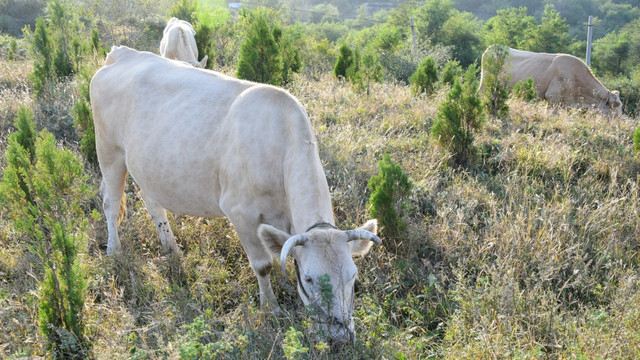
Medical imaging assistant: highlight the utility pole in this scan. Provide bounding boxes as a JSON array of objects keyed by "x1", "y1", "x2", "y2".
[
  {"x1": 586, "y1": 15, "x2": 593, "y2": 66},
  {"x1": 410, "y1": 17, "x2": 416, "y2": 59}
]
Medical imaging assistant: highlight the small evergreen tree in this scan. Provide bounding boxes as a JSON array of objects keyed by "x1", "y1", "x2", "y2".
[
  {"x1": 73, "y1": 69, "x2": 97, "y2": 165},
  {"x1": 633, "y1": 125, "x2": 640, "y2": 154},
  {"x1": 432, "y1": 64, "x2": 484, "y2": 167},
  {"x1": 410, "y1": 56, "x2": 438, "y2": 96},
  {"x1": 441, "y1": 59, "x2": 462, "y2": 86},
  {"x1": 367, "y1": 154, "x2": 413, "y2": 239},
  {"x1": 237, "y1": 10, "x2": 282, "y2": 85},
  {"x1": 0, "y1": 107, "x2": 92, "y2": 358},
  {"x1": 512, "y1": 77, "x2": 537, "y2": 101},
  {"x1": 481, "y1": 45, "x2": 510, "y2": 118},
  {"x1": 334, "y1": 43, "x2": 353, "y2": 80}
]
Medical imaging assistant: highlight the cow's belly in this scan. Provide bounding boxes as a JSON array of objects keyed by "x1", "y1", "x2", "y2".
[{"x1": 124, "y1": 145, "x2": 225, "y2": 218}]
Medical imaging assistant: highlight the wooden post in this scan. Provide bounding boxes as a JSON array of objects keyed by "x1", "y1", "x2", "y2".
[
  {"x1": 586, "y1": 15, "x2": 593, "y2": 66},
  {"x1": 410, "y1": 17, "x2": 416, "y2": 59}
]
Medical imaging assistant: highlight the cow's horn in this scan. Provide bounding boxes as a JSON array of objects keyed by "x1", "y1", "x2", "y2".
[
  {"x1": 345, "y1": 230, "x2": 382, "y2": 245},
  {"x1": 280, "y1": 234, "x2": 308, "y2": 273}
]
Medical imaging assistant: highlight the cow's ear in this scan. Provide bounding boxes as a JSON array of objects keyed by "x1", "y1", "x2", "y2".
[
  {"x1": 349, "y1": 219, "x2": 379, "y2": 257},
  {"x1": 258, "y1": 224, "x2": 291, "y2": 258}
]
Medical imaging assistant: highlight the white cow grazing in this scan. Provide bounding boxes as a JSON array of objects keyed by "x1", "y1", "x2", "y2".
[
  {"x1": 159, "y1": 17, "x2": 207, "y2": 68},
  {"x1": 479, "y1": 45, "x2": 622, "y2": 115},
  {"x1": 90, "y1": 46, "x2": 380, "y2": 346}
]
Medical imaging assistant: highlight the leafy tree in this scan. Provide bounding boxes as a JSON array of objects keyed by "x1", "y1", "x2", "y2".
[
  {"x1": 169, "y1": 0, "x2": 199, "y2": 23},
  {"x1": 592, "y1": 32, "x2": 630, "y2": 76},
  {"x1": 414, "y1": 0, "x2": 453, "y2": 43},
  {"x1": 237, "y1": 10, "x2": 282, "y2": 85},
  {"x1": 410, "y1": 56, "x2": 438, "y2": 96},
  {"x1": 194, "y1": 8, "x2": 240, "y2": 69},
  {"x1": 481, "y1": 45, "x2": 510, "y2": 118},
  {"x1": 0, "y1": 107, "x2": 92, "y2": 358},
  {"x1": 483, "y1": 7, "x2": 536, "y2": 49},
  {"x1": 368, "y1": 154, "x2": 413, "y2": 239},
  {"x1": 309, "y1": 3, "x2": 339, "y2": 23},
  {"x1": 432, "y1": 64, "x2": 484, "y2": 167},
  {"x1": 526, "y1": 4, "x2": 570, "y2": 54}
]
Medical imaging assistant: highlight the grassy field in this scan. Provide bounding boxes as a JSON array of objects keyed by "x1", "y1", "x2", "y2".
[{"x1": 1, "y1": 55, "x2": 639, "y2": 359}]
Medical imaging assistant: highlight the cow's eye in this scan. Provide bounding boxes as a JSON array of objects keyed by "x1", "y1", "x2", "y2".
[{"x1": 305, "y1": 276, "x2": 313, "y2": 284}]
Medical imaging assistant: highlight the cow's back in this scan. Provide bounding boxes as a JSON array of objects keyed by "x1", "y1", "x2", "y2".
[{"x1": 90, "y1": 47, "x2": 324, "y2": 222}]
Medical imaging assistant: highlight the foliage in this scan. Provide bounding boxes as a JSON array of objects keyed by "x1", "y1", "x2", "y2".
[
  {"x1": 481, "y1": 45, "x2": 510, "y2": 118},
  {"x1": 441, "y1": 59, "x2": 462, "y2": 86},
  {"x1": 512, "y1": 77, "x2": 537, "y2": 101},
  {"x1": 282, "y1": 327, "x2": 309, "y2": 360},
  {"x1": 169, "y1": 0, "x2": 198, "y2": 23},
  {"x1": 432, "y1": 63, "x2": 484, "y2": 166},
  {"x1": 26, "y1": 0, "x2": 87, "y2": 97},
  {"x1": 525, "y1": 4, "x2": 570, "y2": 53},
  {"x1": 237, "y1": 9, "x2": 282, "y2": 85},
  {"x1": 194, "y1": 8, "x2": 240, "y2": 69},
  {"x1": 237, "y1": 9, "x2": 299, "y2": 85},
  {"x1": 634, "y1": 125, "x2": 640, "y2": 155},
  {"x1": 0, "y1": 107, "x2": 92, "y2": 358},
  {"x1": 367, "y1": 154, "x2": 413, "y2": 239},
  {"x1": 334, "y1": 42, "x2": 353, "y2": 80},
  {"x1": 483, "y1": 7, "x2": 536, "y2": 49},
  {"x1": 410, "y1": 56, "x2": 438, "y2": 96},
  {"x1": 73, "y1": 69, "x2": 97, "y2": 165}
]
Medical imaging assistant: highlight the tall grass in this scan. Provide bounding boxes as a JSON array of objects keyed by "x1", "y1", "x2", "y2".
[{"x1": 1, "y1": 57, "x2": 639, "y2": 358}]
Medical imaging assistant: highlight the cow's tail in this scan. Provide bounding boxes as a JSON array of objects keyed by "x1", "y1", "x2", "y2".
[{"x1": 117, "y1": 192, "x2": 127, "y2": 225}]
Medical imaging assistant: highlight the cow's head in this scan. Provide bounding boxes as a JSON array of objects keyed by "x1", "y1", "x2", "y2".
[
  {"x1": 258, "y1": 220, "x2": 380, "y2": 346},
  {"x1": 599, "y1": 90, "x2": 623, "y2": 116}
]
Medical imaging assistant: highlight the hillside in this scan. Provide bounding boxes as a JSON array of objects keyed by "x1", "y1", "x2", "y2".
[{"x1": 1, "y1": 52, "x2": 639, "y2": 358}]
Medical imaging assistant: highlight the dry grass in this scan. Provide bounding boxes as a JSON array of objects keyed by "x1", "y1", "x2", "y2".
[{"x1": 1, "y1": 58, "x2": 640, "y2": 359}]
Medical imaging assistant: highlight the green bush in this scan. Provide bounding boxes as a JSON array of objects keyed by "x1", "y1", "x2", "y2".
[
  {"x1": 441, "y1": 59, "x2": 462, "y2": 86},
  {"x1": 481, "y1": 45, "x2": 510, "y2": 118},
  {"x1": 0, "y1": 106, "x2": 92, "y2": 358},
  {"x1": 73, "y1": 69, "x2": 97, "y2": 165},
  {"x1": 633, "y1": 125, "x2": 640, "y2": 154},
  {"x1": 512, "y1": 77, "x2": 537, "y2": 101},
  {"x1": 410, "y1": 56, "x2": 438, "y2": 96},
  {"x1": 334, "y1": 42, "x2": 354, "y2": 80},
  {"x1": 432, "y1": 64, "x2": 484, "y2": 167},
  {"x1": 237, "y1": 10, "x2": 283, "y2": 85},
  {"x1": 368, "y1": 154, "x2": 413, "y2": 239},
  {"x1": 169, "y1": 0, "x2": 198, "y2": 23}
]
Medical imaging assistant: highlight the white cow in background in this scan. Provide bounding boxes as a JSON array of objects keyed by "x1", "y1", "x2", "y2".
[
  {"x1": 90, "y1": 46, "x2": 381, "y2": 346},
  {"x1": 159, "y1": 17, "x2": 207, "y2": 68}
]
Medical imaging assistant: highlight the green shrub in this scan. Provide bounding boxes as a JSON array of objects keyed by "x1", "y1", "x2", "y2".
[
  {"x1": 633, "y1": 125, "x2": 640, "y2": 154},
  {"x1": 368, "y1": 154, "x2": 413, "y2": 239},
  {"x1": 73, "y1": 69, "x2": 97, "y2": 165},
  {"x1": 432, "y1": 64, "x2": 485, "y2": 167},
  {"x1": 481, "y1": 45, "x2": 510, "y2": 118},
  {"x1": 512, "y1": 77, "x2": 537, "y2": 101},
  {"x1": 410, "y1": 56, "x2": 438, "y2": 96},
  {"x1": 441, "y1": 59, "x2": 462, "y2": 86},
  {"x1": 0, "y1": 106, "x2": 92, "y2": 358},
  {"x1": 169, "y1": 0, "x2": 198, "y2": 24},
  {"x1": 237, "y1": 9, "x2": 291, "y2": 86},
  {"x1": 334, "y1": 42, "x2": 354, "y2": 80},
  {"x1": 282, "y1": 327, "x2": 309, "y2": 360}
]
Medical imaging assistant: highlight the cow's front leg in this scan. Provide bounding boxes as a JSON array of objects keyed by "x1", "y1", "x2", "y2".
[{"x1": 233, "y1": 225, "x2": 282, "y2": 313}]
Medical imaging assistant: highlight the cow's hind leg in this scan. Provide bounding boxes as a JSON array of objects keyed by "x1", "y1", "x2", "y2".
[
  {"x1": 140, "y1": 192, "x2": 180, "y2": 254},
  {"x1": 100, "y1": 159, "x2": 127, "y2": 255}
]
